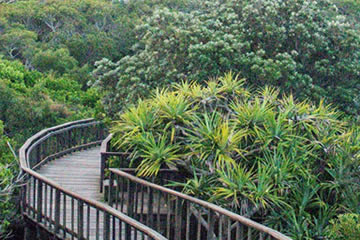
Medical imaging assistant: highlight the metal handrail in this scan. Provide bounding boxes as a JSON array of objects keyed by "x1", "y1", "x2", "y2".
[{"x1": 19, "y1": 119, "x2": 167, "y2": 240}]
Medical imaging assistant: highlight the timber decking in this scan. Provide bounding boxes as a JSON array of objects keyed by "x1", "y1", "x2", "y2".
[
  {"x1": 38, "y1": 147, "x2": 102, "y2": 201},
  {"x1": 33, "y1": 147, "x2": 137, "y2": 240}
]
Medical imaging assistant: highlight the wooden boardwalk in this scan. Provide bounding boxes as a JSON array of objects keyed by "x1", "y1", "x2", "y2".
[
  {"x1": 33, "y1": 147, "x2": 139, "y2": 240},
  {"x1": 20, "y1": 120, "x2": 291, "y2": 240},
  {"x1": 38, "y1": 147, "x2": 103, "y2": 202}
]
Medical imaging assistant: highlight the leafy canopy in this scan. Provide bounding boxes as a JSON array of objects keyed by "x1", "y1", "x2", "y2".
[{"x1": 93, "y1": 0, "x2": 360, "y2": 116}]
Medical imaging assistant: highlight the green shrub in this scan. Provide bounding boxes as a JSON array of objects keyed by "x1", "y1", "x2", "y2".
[
  {"x1": 0, "y1": 58, "x2": 98, "y2": 143},
  {"x1": 325, "y1": 214, "x2": 360, "y2": 240},
  {"x1": 0, "y1": 120, "x2": 18, "y2": 239},
  {"x1": 93, "y1": 0, "x2": 360, "y2": 116},
  {"x1": 111, "y1": 73, "x2": 360, "y2": 239}
]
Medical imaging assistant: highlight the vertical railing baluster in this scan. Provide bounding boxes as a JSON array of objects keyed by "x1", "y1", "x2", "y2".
[
  {"x1": 134, "y1": 183, "x2": 139, "y2": 240},
  {"x1": 96, "y1": 209, "x2": 100, "y2": 240},
  {"x1": 112, "y1": 215, "x2": 116, "y2": 240},
  {"x1": 175, "y1": 197, "x2": 182, "y2": 239},
  {"x1": 219, "y1": 215, "x2": 223, "y2": 240},
  {"x1": 71, "y1": 198, "x2": 74, "y2": 240},
  {"x1": 124, "y1": 223, "x2": 130, "y2": 240},
  {"x1": 54, "y1": 189, "x2": 61, "y2": 234},
  {"x1": 78, "y1": 200, "x2": 84, "y2": 239},
  {"x1": 26, "y1": 176, "x2": 30, "y2": 215},
  {"x1": 227, "y1": 217, "x2": 231, "y2": 240},
  {"x1": 119, "y1": 219, "x2": 123, "y2": 240},
  {"x1": 36, "y1": 179, "x2": 43, "y2": 223},
  {"x1": 104, "y1": 212, "x2": 110, "y2": 240},
  {"x1": 197, "y1": 207, "x2": 202, "y2": 240},
  {"x1": 125, "y1": 179, "x2": 134, "y2": 239},
  {"x1": 147, "y1": 187, "x2": 153, "y2": 228},
  {"x1": 108, "y1": 171, "x2": 113, "y2": 207},
  {"x1": 49, "y1": 187, "x2": 53, "y2": 227},
  {"x1": 207, "y1": 209, "x2": 215, "y2": 240},
  {"x1": 100, "y1": 154, "x2": 106, "y2": 193},
  {"x1": 115, "y1": 174, "x2": 120, "y2": 209},
  {"x1": 63, "y1": 194, "x2": 66, "y2": 238},
  {"x1": 166, "y1": 193, "x2": 171, "y2": 239},
  {"x1": 248, "y1": 227, "x2": 252, "y2": 240},
  {"x1": 32, "y1": 177, "x2": 36, "y2": 218},
  {"x1": 68, "y1": 129, "x2": 71, "y2": 149},
  {"x1": 140, "y1": 184, "x2": 145, "y2": 223},
  {"x1": 156, "y1": 189, "x2": 161, "y2": 232},
  {"x1": 260, "y1": 232, "x2": 264, "y2": 240},
  {"x1": 87, "y1": 205, "x2": 90, "y2": 240},
  {"x1": 236, "y1": 222, "x2": 241, "y2": 239},
  {"x1": 44, "y1": 183, "x2": 48, "y2": 226},
  {"x1": 127, "y1": 180, "x2": 134, "y2": 218},
  {"x1": 186, "y1": 201, "x2": 190, "y2": 240},
  {"x1": 121, "y1": 176, "x2": 125, "y2": 212}
]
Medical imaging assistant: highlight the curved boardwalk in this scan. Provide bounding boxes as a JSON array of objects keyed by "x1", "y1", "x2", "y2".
[
  {"x1": 33, "y1": 147, "x2": 132, "y2": 240},
  {"x1": 38, "y1": 147, "x2": 102, "y2": 201},
  {"x1": 20, "y1": 120, "x2": 291, "y2": 240}
]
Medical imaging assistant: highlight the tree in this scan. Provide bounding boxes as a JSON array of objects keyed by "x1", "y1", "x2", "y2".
[
  {"x1": 32, "y1": 48, "x2": 78, "y2": 75},
  {"x1": 92, "y1": 0, "x2": 360, "y2": 116},
  {"x1": 0, "y1": 27, "x2": 36, "y2": 60}
]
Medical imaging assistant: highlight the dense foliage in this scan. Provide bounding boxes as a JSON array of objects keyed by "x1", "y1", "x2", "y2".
[
  {"x1": 111, "y1": 73, "x2": 360, "y2": 239},
  {"x1": 93, "y1": 0, "x2": 360, "y2": 116},
  {"x1": 0, "y1": 0, "x2": 203, "y2": 237},
  {"x1": 325, "y1": 214, "x2": 360, "y2": 240},
  {"x1": 0, "y1": 121, "x2": 18, "y2": 239},
  {"x1": 0, "y1": 0, "x2": 359, "y2": 238},
  {"x1": 0, "y1": 57, "x2": 99, "y2": 238},
  {"x1": 0, "y1": 0, "x2": 202, "y2": 86},
  {"x1": 0, "y1": 0, "x2": 137, "y2": 81},
  {"x1": 0, "y1": 58, "x2": 98, "y2": 143}
]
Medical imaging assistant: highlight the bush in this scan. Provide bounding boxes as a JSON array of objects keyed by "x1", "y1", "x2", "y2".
[
  {"x1": 111, "y1": 73, "x2": 360, "y2": 239},
  {"x1": 92, "y1": 0, "x2": 360, "y2": 116},
  {"x1": 325, "y1": 214, "x2": 360, "y2": 240},
  {"x1": 0, "y1": 120, "x2": 18, "y2": 239},
  {"x1": 0, "y1": 58, "x2": 98, "y2": 144}
]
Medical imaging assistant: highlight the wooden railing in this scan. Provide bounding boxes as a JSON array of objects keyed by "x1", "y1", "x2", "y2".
[
  {"x1": 19, "y1": 119, "x2": 167, "y2": 240},
  {"x1": 100, "y1": 133, "x2": 291, "y2": 240},
  {"x1": 106, "y1": 169, "x2": 292, "y2": 240}
]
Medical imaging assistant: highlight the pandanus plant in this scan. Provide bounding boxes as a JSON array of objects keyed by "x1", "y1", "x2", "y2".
[{"x1": 111, "y1": 72, "x2": 360, "y2": 239}]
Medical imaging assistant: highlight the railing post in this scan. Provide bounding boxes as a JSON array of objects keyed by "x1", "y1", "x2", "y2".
[
  {"x1": 100, "y1": 154, "x2": 108, "y2": 193},
  {"x1": 36, "y1": 180, "x2": 43, "y2": 223},
  {"x1": 54, "y1": 189, "x2": 61, "y2": 233}
]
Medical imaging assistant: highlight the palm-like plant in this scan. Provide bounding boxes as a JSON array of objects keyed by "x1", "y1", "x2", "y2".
[
  {"x1": 135, "y1": 132, "x2": 181, "y2": 177},
  {"x1": 110, "y1": 73, "x2": 360, "y2": 239},
  {"x1": 111, "y1": 100, "x2": 158, "y2": 148},
  {"x1": 214, "y1": 164, "x2": 255, "y2": 213},
  {"x1": 188, "y1": 112, "x2": 247, "y2": 168}
]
